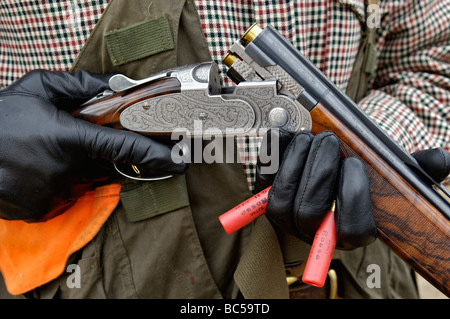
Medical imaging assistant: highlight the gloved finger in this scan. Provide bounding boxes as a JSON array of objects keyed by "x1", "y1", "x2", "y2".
[
  {"x1": 6, "y1": 70, "x2": 112, "y2": 111},
  {"x1": 0, "y1": 169, "x2": 47, "y2": 220},
  {"x1": 254, "y1": 128, "x2": 294, "y2": 193},
  {"x1": 79, "y1": 157, "x2": 116, "y2": 182},
  {"x1": 265, "y1": 132, "x2": 313, "y2": 235},
  {"x1": 335, "y1": 157, "x2": 377, "y2": 250},
  {"x1": 61, "y1": 112, "x2": 187, "y2": 175},
  {"x1": 294, "y1": 131, "x2": 341, "y2": 242},
  {"x1": 412, "y1": 148, "x2": 450, "y2": 183},
  {"x1": 0, "y1": 164, "x2": 87, "y2": 221}
]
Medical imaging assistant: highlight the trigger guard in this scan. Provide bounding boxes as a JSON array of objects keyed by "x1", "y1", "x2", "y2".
[{"x1": 113, "y1": 163, "x2": 173, "y2": 181}]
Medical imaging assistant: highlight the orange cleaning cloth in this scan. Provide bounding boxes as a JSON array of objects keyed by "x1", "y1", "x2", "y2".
[{"x1": 0, "y1": 183, "x2": 121, "y2": 295}]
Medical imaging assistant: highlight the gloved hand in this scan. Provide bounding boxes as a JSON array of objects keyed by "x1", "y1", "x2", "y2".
[
  {"x1": 0, "y1": 70, "x2": 187, "y2": 221},
  {"x1": 255, "y1": 129, "x2": 450, "y2": 251},
  {"x1": 412, "y1": 148, "x2": 450, "y2": 183}
]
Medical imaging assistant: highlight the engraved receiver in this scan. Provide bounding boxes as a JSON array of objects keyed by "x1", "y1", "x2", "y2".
[{"x1": 73, "y1": 62, "x2": 311, "y2": 137}]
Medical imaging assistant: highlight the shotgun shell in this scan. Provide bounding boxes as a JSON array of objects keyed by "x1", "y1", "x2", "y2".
[
  {"x1": 219, "y1": 186, "x2": 271, "y2": 234},
  {"x1": 240, "y1": 23, "x2": 263, "y2": 46},
  {"x1": 302, "y1": 201, "x2": 337, "y2": 287},
  {"x1": 222, "y1": 52, "x2": 239, "y2": 68}
]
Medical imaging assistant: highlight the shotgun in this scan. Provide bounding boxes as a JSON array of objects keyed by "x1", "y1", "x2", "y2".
[{"x1": 72, "y1": 24, "x2": 450, "y2": 297}]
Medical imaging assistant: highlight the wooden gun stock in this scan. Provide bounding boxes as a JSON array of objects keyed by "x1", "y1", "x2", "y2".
[{"x1": 311, "y1": 102, "x2": 450, "y2": 297}]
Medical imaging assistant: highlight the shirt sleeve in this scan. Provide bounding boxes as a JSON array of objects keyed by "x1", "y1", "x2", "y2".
[{"x1": 358, "y1": 0, "x2": 450, "y2": 158}]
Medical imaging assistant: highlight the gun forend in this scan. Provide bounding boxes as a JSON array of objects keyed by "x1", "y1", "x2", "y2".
[{"x1": 224, "y1": 23, "x2": 450, "y2": 297}]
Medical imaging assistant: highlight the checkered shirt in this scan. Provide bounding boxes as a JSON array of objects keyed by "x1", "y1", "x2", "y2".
[{"x1": 1, "y1": 0, "x2": 449, "y2": 188}]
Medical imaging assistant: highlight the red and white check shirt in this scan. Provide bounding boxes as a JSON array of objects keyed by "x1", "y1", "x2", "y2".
[{"x1": 1, "y1": 0, "x2": 449, "y2": 185}]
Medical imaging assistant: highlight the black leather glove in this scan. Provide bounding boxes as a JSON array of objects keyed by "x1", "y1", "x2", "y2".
[
  {"x1": 412, "y1": 148, "x2": 450, "y2": 183},
  {"x1": 0, "y1": 70, "x2": 187, "y2": 221},
  {"x1": 255, "y1": 129, "x2": 450, "y2": 251},
  {"x1": 255, "y1": 129, "x2": 377, "y2": 251}
]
